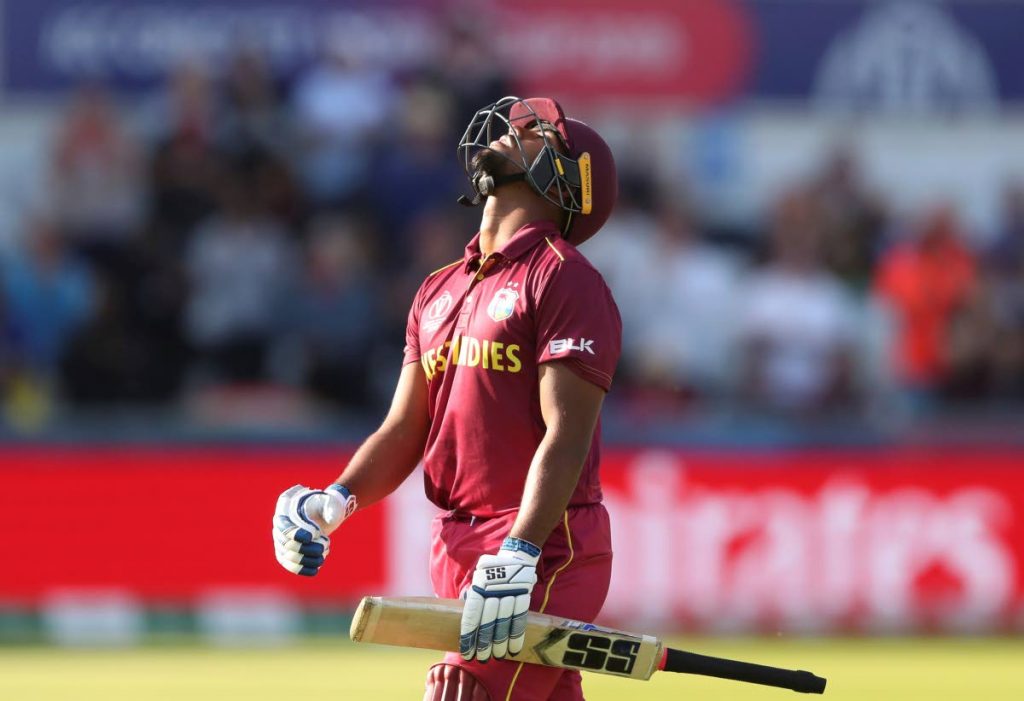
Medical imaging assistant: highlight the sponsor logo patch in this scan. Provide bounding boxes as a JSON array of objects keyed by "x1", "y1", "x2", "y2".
[
  {"x1": 423, "y1": 291, "x2": 453, "y2": 332},
  {"x1": 487, "y1": 287, "x2": 519, "y2": 322},
  {"x1": 549, "y1": 337, "x2": 596, "y2": 355}
]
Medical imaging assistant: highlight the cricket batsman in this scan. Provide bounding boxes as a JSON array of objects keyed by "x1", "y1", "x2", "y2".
[{"x1": 272, "y1": 96, "x2": 620, "y2": 700}]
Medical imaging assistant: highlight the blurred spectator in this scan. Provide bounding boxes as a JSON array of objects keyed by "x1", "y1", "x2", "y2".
[
  {"x1": 0, "y1": 292, "x2": 48, "y2": 430},
  {"x1": 50, "y1": 84, "x2": 146, "y2": 274},
  {"x1": 0, "y1": 293, "x2": 13, "y2": 371},
  {"x1": 291, "y1": 44, "x2": 394, "y2": 207},
  {"x1": 434, "y1": 13, "x2": 513, "y2": 132},
  {"x1": 60, "y1": 278, "x2": 144, "y2": 404},
  {"x1": 987, "y1": 179, "x2": 1024, "y2": 275},
  {"x1": 589, "y1": 173, "x2": 745, "y2": 407},
  {"x1": 0, "y1": 215, "x2": 93, "y2": 428},
  {"x1": 1, "y1": 215, "x2": 95, "y2": 376},
  {"x1": 991, "y1": 183, "x2": 1024, "y2": 398},
  {"x1": 810, "y1": 146, "x2": 887, "y2": 291},
  {"x1": 737, "y1": 189, "x2": 860, "y2": 414},
  {"x1": 146, "y1": 61, "x2": 219, "y2": 145},
  {"x1": 184, "y1": 176, "x2": 299, "y2": 383},
  {"x1": 366, "y1": 206, "x2": 476, "y2": 406},
  {"x1": 874, "y1": 203, "x2": 977, "y2": 396},
  {"x1": 0, "y1": 295, "x2": 13, "y2": 400},
  {"x1": 147, "y1": 63, "x2": 223, "y2": 241},
  {"x1": 0, "y1": 23, "x2": 1020, "y2": 430},
  {"x1": 286, "y1": 215, "x2": 380, "y2": 408},
  {"x1": 54, "y1": 244, "x2": 189, "y2": 406},
  {"x1": 217, "y1": 50, "x2": 305, "y2": 230},
  {"x1": 584, "y1": 171, "x2": 662, "y2": 326},
  {"x1": 943, "y1": 183, "x2": 1024, "y2": 400},
  {"x1": 385, "y1": 206, "x2": 473, "y2": 339},
  {"x1": 614, "y1": 193, "x2": 742, "y2": 403},
  {"x1": 367, "y1": 81, "x2": 465, "y2": 261},
  {"x1": 218, "y1": 49, "x2": 288, "y2": 161},
  {"x1": 583, "y1": 172, "x2": 661, "y2": 398},
  {"x1": 943, "y1": 278, "x2": 1005, "y2": 401}
]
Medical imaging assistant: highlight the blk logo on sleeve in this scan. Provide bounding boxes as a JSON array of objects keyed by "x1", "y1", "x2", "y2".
[{"x1": 549, "y1": 338, "x2": 596, "y2": 355}]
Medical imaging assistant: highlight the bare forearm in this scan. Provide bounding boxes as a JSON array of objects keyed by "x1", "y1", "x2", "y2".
[
  {"x1": 331, "y1": 363, "x2": 429, "y2": 510},
  {"x1": 509, "y1": 434, "x2": 588, "y2": 547},
  {"x1": 511, "y1": 363, "x2": 606, "y2": 547},
  {"x1": 333, "y1": 423, "x2": 424, "y2": 509}
]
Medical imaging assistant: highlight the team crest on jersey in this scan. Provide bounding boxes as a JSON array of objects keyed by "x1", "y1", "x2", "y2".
[
  {"x1": 487, "y1": 287, "x2": 519, "y2": 322},
  {"x1": 424, "y1": 291, "x2": 453, "y2": 332}
]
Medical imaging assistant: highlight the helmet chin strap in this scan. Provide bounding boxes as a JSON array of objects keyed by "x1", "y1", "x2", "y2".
[
  {"x1": 458, "y1": 169, "x2": 574, "y2": 240},
  {"x1": 561, "y1": 210, "x2": 575, "y2": 240},
  {"x1": 457, "y1": 172, "x2": 528, "y2": 207}
]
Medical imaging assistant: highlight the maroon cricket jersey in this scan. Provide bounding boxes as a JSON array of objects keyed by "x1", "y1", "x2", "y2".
[{"x1": 403, "y1": 221, "x2": 622, "y2": 516}]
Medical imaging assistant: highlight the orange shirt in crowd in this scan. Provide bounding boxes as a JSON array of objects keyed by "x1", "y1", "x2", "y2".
[{"x1": 874, "y1": 236, "x2": 976, "y2": 387}]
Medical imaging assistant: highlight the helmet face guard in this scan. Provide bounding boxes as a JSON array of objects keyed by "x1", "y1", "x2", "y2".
[{"x1": 457, "y1": 96, "x2": 594, "y2": 221}]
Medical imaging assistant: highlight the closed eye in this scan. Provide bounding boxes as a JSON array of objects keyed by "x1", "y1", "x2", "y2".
[{"x1": 525, "y1": 120, "x2": 565, "y2": 149}]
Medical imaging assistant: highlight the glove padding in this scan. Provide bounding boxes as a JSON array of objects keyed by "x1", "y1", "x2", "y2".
[
  {"x1": 460, "y1": 536, "x2": 540, "y2": 663},
  {"x1": 272, "y1": 484, "x2": 356, "y2": 576}
]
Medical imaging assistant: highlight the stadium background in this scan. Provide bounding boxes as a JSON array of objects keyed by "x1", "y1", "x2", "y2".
[{"x1": 1, "y1": 1, "x2": 1023, "y2": 699}]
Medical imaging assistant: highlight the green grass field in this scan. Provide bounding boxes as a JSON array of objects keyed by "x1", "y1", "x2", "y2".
[{"x1": 2, "y1": 636, "x2": 1022, "y2": 700}]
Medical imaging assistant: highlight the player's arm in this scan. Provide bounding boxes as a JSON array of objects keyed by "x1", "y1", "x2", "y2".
[
  {"x1": 330, "y1": 362, "x2": 431, "y2": 508},
  {"x1": 510, "y1": 361, "x2": 605, "y2": 545},
  {"x1": 460, "y1": 361, "x2": 604, "y2": 662},
  {"x1": 272, "y1": 362, "x2": 429, "y2": 576}
]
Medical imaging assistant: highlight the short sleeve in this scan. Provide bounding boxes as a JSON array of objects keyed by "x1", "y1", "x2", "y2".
[
  {"x1": 402, "y1": 297, "x2": 422, "y2": 367},
  {"x1": 535, "y1": 262, "x2": 622, "y2": 391}
]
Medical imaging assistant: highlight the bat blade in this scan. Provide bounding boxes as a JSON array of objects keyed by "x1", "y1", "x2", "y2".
[
  {"x1": 350, "y1": 596, "x2": 826, "y2": 693},
  {"x1": 350, "y1": 596, "x2": 662, "y2": 680}
]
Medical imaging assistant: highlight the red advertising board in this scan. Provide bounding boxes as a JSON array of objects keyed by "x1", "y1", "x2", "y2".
[
  {"x1": 495, "y1": 0, "x2": 754, "y2": 103},
  {"x1": 0, "y1": 446, "x2": 379, "y2": 603},
  {"x1": 1, "y1": 445, "x2": 1021, "y2": 633},
  {"x1": 597, "y1": 449, "x2": 1024, "y2": 633}
]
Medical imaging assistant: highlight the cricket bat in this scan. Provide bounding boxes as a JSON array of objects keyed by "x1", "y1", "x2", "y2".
[{"x1": 350, "y1": 596, "x2": 827, "y2": 694}]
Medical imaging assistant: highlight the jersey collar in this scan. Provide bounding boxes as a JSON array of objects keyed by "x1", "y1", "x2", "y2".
[{"x1": 463, "y1": 220, "x2": 561, "y2": 272}]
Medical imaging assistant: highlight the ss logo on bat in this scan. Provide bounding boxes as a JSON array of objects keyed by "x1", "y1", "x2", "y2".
[{"x1": 561, "y1": 634, "x2": 640, "y2": 674}]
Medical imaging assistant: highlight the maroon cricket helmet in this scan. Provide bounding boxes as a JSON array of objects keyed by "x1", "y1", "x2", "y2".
[{"x1": 457, "y1": 96, "x2": 618, "y2": 246}]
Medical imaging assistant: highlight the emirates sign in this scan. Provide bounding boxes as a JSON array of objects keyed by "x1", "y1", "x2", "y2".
[
  {"x1": 2, "y1": 445, "x2": 1021, "y2": 634},
  {"x1": 599, "y1": 450, "x2": 1020, "y2": 634}
]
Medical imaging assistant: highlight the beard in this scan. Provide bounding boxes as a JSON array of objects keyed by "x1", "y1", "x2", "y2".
[{"x1": 470, "y1": 148, "x2": 512, "y2": 184}]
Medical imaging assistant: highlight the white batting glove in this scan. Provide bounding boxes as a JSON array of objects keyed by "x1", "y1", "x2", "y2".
[
  {"x1": 460, "y1": 536, "x2": 540, "y2": 663},
  {"x1": 272, "y1": 484, "x2": 357, "y2": 577}
]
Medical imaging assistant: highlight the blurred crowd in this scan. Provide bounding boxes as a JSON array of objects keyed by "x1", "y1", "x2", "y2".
[
  {"x1": 590, "y1": 163, "x2": 1024, "y2": 421},
  {"x1": 1, "y1": 35, "x2": 1023, "y2": 431}
]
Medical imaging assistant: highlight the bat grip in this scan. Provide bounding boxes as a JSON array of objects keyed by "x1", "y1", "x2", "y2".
[{"x1": 659, "y1": 648, "x2": 827, "y2": 694}]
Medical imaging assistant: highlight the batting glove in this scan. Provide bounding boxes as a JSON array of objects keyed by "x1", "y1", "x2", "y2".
[
  {"x1": 272, "y1": 484, "x2": 356, "y2": 576},
  {"x1": 460, "y1": 536, "x2": 540, "y2": 663}
]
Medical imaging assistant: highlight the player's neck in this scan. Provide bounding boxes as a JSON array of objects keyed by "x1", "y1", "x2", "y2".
[{"x1": 478, "y1": 193, "x2": 557, "y2": 256}]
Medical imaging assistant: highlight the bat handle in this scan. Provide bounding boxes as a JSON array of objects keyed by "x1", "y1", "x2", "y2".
[{"x1": 659, "y1": 648, "x2": 827, "y2": 694}]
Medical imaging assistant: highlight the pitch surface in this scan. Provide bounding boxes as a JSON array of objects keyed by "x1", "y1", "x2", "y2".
[{"x1": 1, "y1": 636, "x2": 1020, "y2": 700}]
